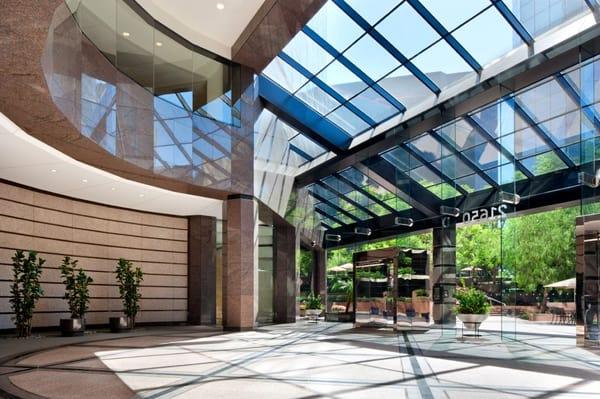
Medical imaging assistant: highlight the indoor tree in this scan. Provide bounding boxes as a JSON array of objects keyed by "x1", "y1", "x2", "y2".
[
  {"x1": 60, "y1": 256, "x2": 93, "y2": 324},
  {"x1": 115, "y1": 258, "x2": 144, "y2": 328},
  {"x1": 10, "y1": 250, "x2": 44, "y2": 337}
]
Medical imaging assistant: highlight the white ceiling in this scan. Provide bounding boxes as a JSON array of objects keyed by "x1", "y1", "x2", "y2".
[
  {"x1": 0, "y1": 112, "x2": 222, "y2": 218},
  {"x1": 137, "y1": 0, "x2": 266, "y2": 59}
]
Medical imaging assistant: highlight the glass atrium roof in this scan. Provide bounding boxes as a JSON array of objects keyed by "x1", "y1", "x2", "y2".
[
  {"x1": 260, "y1": 0, "x2": 592, "y2": 151},
  {"x1": 305, "y1": 55, "x2": 600, "y2": 230}
]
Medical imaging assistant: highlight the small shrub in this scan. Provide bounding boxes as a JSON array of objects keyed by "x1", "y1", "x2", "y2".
[
  {"x1": 115, "y1": 258, "x2": 143, "y2": 327},
  {"x1": 10, "y1": 250, "x2": 44, "y2": 337},
  {"x1": 60, "y1": 256, "x2": 93, "y2": 320},
  {"x1": 454, "y1": 288, "x2": 491, "y2": 315},
  {"x1": 304, "y1": 292, "x2": 323, "y2": 310}
]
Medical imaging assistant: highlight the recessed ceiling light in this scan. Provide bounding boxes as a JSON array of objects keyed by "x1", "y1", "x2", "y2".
[
  {"x1": 139, "y1": 193, "x2": 145, "y2": 198},
  {"x1": 50, "y1": 169, "x2": 57, "y2": 173},
  {"x1": 122, "y1": 31, "x2": 130, "y2": 37},
  {"x1": 216, "y1": 3, "x2": 225, "y2": 10},
  {"x1": 111, "y1": 187, "x2": 116, "y2": 191},
  {"x1": 155, "y1": 41, "x2": 163, "y2": 47},
  {"x1": 82, "y1": 178, "x2": 88, "y2": 183}
]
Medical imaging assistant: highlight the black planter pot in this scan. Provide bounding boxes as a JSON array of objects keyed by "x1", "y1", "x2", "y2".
[
  {"x1": 60, "y1": 318, "x2": 84, "y2": 337},
  {"x1": 109, "y1": 316, "x2": 131, "y2": 333}
]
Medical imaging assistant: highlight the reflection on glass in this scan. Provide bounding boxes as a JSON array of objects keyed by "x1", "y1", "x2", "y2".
[
  {"x1": 349, "y1": 88, "x2": 398, "y2": 122},
  {"x1": 418, "y1": 0, "x2": 490, "y2": 31},
  {"x1": 378, "y1": 66, "x2": 434, "y2": 109},
  {"x1": 282, "y1": 31, "x2": 334, "y2": 75},
  {"x1": 327, "y1": 106, "x2": 371, "y2": 136},
  {"x1": 306, "y1": 1, "x2": 364, "y2": 52},
  {"x1": 263, "y1": 57, "x2": 308, "y2": 93},
  {"x1": 297, "y1": 81, "x2": 341, "y2": 115},
  {"x1": 343, "y1": 34, "x2": 399, "y2": 81},
  {"x1": 411, "y1": 40, "x2": 474, "y2": 89},
  {"x1": 317, "y1": 60, "x2": 367, "y2": 100},
  {"x1": 346, "y1": 0, "x2": 401, "y2": 25}
]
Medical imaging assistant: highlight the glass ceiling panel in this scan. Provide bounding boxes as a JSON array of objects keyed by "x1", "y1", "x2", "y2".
[
  {"x1": 317, "y1": 60, "x2": 367, "y2": 99},
  {"x1": 343, "y1": 34, "x2": 400, "y2": 81},
  {"x1": 418, "y1": 0, "x2": 490, "y2": 32},
  {"x1": 484, "y1": 162, "x2": 525, "y2": 185},
  {"x1": 428, "y1": 183, "x2": 461, "y2": 199},
  {"x1": 296, "y1": 81, "x2": 340, "y2": 114},
  {"x1": 320, "y1": 215, "x2": 341, "y2": 228},
  {"x1": 339, "y1": 167, "x2": 411, "y2": 211},
  {"x1": 349, "y1": 87, "x2": 398, "y2": 122},
  {"x1": 453, "y1": 7, "x2": 524, "y2": 67},
  {"x1": 327, "y1": 106, "x2": 371, "y2": 137},
  {"x1": 434, "y1": 155, "x2": 475, "y2": 179},
  {"x1": 521, "y1": 150, "x2": 567, "y2": 176},
  {"x1": 439, "y1": 119, "x2": 485, "y2": 150},
  {"x1": 378, "y1": 66, "x2": 434, "y2": 109},
  {"x1": 315, "y1": 202, "x2": 355, "y2": 224},
  {"x1": 502, "y1": 0, "x2": 590, "y2": 38},
  {"x1": 306, "y1": 1, "x2": 364, "y2": 52},
  {"x1": 345, "y1": 0, "x2": 401, "y2": 25},
  {"x1": 499, "y1": 127, "x2": 550, "y2": 159},
  {"x1": 380, "y1": 146, "x2": 416, "y2": 171},
  {"x1": 289, "y1": 134, "x2": 327, "y2": 160},
  {"x1": 516, "y1": 79, "x2": 578, "y2": 124},
  {"x1": 410, "y1": 165, "x2": 441, "y2": 187},
  {"x1": 543, "y1": 109, "x2": 598, "y2": 147},
  {"x1": 456, "y1": 173, "x2": 491, "y2": 193},
  {"x1": 407, "y1": 134, "x2": 446, "y2": 162},
  {"x1": 411, "y1": 39, "x2": 474, "y2": 89},
  {"x1": 262, "y1": 57, "x2": 308, "y2": 93},
  {"x1": 375, "y1": 2, "x2": 440, "y2": 59},
  {"x1": 282, "y1": 31, "x2": 334, "y2": 75},
  {"x1": 322, "y1": 176, "x2": 370, "y2": 206},
  {"x1": 463, "y1": 142, "x2": 508, "y2": 170}
]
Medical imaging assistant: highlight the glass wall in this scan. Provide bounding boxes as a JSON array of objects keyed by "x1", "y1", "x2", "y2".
[
  {"x1": 66, "y1": 0, "x2": 239, "y2": 126},
  {"x1": 257, "y1": 225, "x2": 274, "y2": 324}
]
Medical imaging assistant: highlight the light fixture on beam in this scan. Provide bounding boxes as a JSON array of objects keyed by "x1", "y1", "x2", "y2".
[
  {"x1": 440, "y1": 206, "x2": 460, "y2": 217},
  {"x1": 395, "y1": 217, "x2": 414, "y2": 227},
  {"x1": 353, "y1": 227, "x2": 371, "y2": 236},
  {"x1": 499, "y1": 191, "x2": 520, "y2": 205},
  {"x1": 579, "y1": 172, "x2": 599, "y2": 188},
  {"x1": 325, "y1": 234, "x2": 342, "y2": 242}
]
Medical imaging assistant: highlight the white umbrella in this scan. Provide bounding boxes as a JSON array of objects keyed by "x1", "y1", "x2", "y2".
[{"x1": 544, "y1": 277, "x2": 576, "y2": 289}]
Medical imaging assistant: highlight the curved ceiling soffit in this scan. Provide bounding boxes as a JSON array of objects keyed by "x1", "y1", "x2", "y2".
[{"x1": 35, "y1": 0, "x2": 231, "y2": 199}]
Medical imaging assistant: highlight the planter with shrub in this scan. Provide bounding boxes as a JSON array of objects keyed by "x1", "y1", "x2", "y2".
[
  {"x1": 304, "y1": 292, "x2": 323, "y2": 318},
  {"x1": 111, "y1": 258, "x2": 143, "y2": 332},
  {"x1": 454, "y1": 287, "x2": 491, "y2": 330},
  {"x1": 59, "y1": 256, "x2": 93, "y2": 336},
  {"x1": 10, "y1": 250, "x2": 44, "y2": 338}
]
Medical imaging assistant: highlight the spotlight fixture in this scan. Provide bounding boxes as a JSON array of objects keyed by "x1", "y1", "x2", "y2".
[
  {"x1": 216, "y1": 3, "x2": 225, "y2": 10},
  {"x1": 353, "y1": 227, "x2": 371, "y2": 236},
  {"x1": 325, "y1": 234, "x2": 342, "y2": 242},
  {"x1": 122, "y1": 31, "x2": 130, "y2": 37},
  {"x1": 440, "y1": 206, "x2": 460, "y2": 217},
  {"x1": 499, "y1": 191, "x2": 520, "y2": 205},
  {"x1": 394, "y1": 217, "x2": 414, "y2": 227},
  {"x1": 579, "y1": 172, "x2": 599, "y2": 188},
  {"x1": 155, "y1": 41, "x2": 163, "y2": 47},
  {"x1": 50, "y1": 169, "x2": 57, "y2": 173}
]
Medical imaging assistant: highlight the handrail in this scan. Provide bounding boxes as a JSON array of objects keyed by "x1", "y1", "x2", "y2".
[{"x1": 486, "y1": 296, "x2": 507, "y2": 307}]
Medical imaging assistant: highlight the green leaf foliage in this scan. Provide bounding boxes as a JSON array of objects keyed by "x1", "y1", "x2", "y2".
[
  {"x1": 10, "y1": 250, "x2": 44, "y2": 337},
  {"x1": 60, "y1": 256, "x2": 93, "y2": 319},
  {"x1": 303, "y1": 292, "x2": 323, "y2": 310},
  {"x1": 115, "y1": 258, "x2": 144, "y2": 326},
  {"x1": 454, "y1": 287, "x2": 491, "y2": 315}
]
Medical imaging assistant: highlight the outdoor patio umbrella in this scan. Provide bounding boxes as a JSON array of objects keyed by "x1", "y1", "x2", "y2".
[{"x1": 543, "y1": 278, "x2": 576, "y2": 289}]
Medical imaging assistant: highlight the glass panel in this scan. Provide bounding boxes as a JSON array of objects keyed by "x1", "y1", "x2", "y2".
[
  {"x1": 326, "y1": 106, "x2": 371, "y2": 136},
  {"x1": 75, "y1": 0, "x2": 117, "y2": 63},
  {"x1": 378, "y1": 66, "x2": 434, "y2": 109},
  {"x1": 517, "y1": 79, "x2": 578, "y2": 124},
  {"x1": 543, "y1": 109, "x2": 595, "y2": 147},
  {"x1": 346, "y1": 0, "x2": 401, "y2": 25},
  {"x1": 375, "y1": 2, "x2": 440, "y2": 59},
  {"x1": 289, "y1": 134, "x2": 326, "y2": 160},
  {"x1": 500, "y1": 127, "x2": 550, "y2": 159},
  {"x1": 307, "y1": 1, "x2": 364, "y2": 52},
  {"x1": 410, "y1": 166, "x2": 441, "y2": 187},
  {"x1": 484, "y1": 162, "x2": 524, "y2": 184},
  {"x1": 419, "y1": 0, "x2": 490, "y2": 31},
  {"x1": 440, "y1": 119, "x2": 485, "y2": 150},
  {"x1": 282, "y1": 31, "x2": 334, "y2": 75},
  {"x1": 408, "y1": 134, "x2": 444, "y2": 162},
  {"x1": 317, "y1": 60, "x2": 367, "y2": 99},
  {"x1": 262, "y1": 57, "x2": 308, "y2": 93},
  {"x1": 343, "y1": 35, "x2": 400, "y2": 81},
  {"x1": 411, "y1": 39, "x2": 475, "y2": 89},
  {"x1": 521, "y1": 151, "x2": 567, "y2": 175},
  {"x1": 349, "y1": 88, "x2": 398, "y2": 122},
  {"x1": 428, "y1": 183, "x2": 461, "y2": 199},
  {"x1": 296, "y1": 81, "x2": 341, "y2": 114},
  {"x1": 316, "y1": 202, "x2": 355, "y2": 224},
  {"x1": 456, "y1": 173, "x2": 491, "y2": 192},
  {"x1": 116, "y1": 0, "x2": 154, "y2": 90},
  {"x1": 463, "y1": 142, "x2": 507, "y2": 170},
  {"x1": 154, "y1": 30, "x2": 193, "y2": 109},
  {"x1": 453, "y1": 7, "x2": 524, "y2": 67},
  {"x1": 502, "y1": 0, "x2": 590, "y2": 38},
  {"x1": 381, "y1": 146, "x2": 417, "y2": 171},
  {"x1": 435, "y1": 156, "x2": 474, "y2": 179}
]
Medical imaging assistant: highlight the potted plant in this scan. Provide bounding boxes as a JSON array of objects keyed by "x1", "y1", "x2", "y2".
[
  {"x1": 110, "y1": 258, "x2": 143, "y2": 332},
  {"x1": 10, "y1": 250, "x2": 44, "y2": 338},
  {"x1": 59, "y1": 256, "x2": 93, "y2": 336},
  {"x1": 454, "y1": 287, "x2": 491, "y2": 330},
  {"x1": 304, "y1": 292, "x2": 323, "y2": 318},
  {"x1": 398, "y1": 267, "x2": 414, "y2": 280}
]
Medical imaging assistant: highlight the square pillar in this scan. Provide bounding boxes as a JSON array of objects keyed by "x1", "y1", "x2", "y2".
[
  {"x1": 223, "y1": 194, "x2": 258, "y2": 330},
  {"x1": 273, "y1": 223, "x2": 296, "y2": 323},
  {"x1": 432, "y1": 225, "x2": 457, "y2": 325},
  {"x1": 188, "y1": 215, "x2": 217, "y2": 325},
  {"x1": 313, "y1": 246, "x2": 327, "y2": 305}
]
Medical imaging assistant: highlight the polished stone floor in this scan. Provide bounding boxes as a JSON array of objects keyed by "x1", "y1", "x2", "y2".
[{"x1": 1, "y1": 319, "x2": 600, "y2": 398}]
